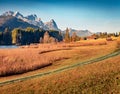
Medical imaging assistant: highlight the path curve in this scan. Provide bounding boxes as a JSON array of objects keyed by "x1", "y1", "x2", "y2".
[{"x1": 0, "y1": 50, "x2": 120, "y2": 86}]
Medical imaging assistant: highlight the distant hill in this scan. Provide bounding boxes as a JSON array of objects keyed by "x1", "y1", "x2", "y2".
[{"x1": 62, "y1": 28, "x2": 93, "y2": 37}]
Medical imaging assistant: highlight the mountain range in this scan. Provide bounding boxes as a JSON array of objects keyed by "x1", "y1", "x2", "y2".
[
  {"x1": 1, "y1": 11, "x2": 59, "y2": 31},
  {"x1": 0, "y1": 11, "x2": 92, "y2": 37}
]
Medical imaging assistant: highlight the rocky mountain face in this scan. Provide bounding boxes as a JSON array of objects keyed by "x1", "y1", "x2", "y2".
[
  {"x1": 1, "y1": 11, "x2": 59, "y2": 31},
  {"x1": 45, "y1": 19, "x2": 59, "y2": 31},
  {"x1": 0, "y1": 15, "x2": 38, "y2": 31}
]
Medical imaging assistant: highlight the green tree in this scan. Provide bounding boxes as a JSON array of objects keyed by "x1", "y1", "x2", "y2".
[
  {"x1": 26, "y1": 27, "x2": 35, "y2": 32},
  {"x1": 0, "y1": 32, "x2": 3, "y2": 44},
  {"x1": 12, "y1": 28, "x2": 21, "y2": 44},
  {"x1": 3, "y1": 27, "x2": 12, "y2": 45}
]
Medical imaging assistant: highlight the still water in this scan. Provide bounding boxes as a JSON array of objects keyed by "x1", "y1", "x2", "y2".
[{"x1": 0, "y1": 45, "x2": 18, "y2": 49}]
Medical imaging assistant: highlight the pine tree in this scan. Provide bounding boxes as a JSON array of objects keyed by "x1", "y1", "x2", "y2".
[
  {"x1": 12, "y1": 28, "x2": 21, "y2": 44},
  {"x1": 26, "y1": 27, "x2": 34, "y2": 32},
  {"x1": 3, "y1": 27, "x2": 12, "y2": 45},
  {"x1": 71, "y1": 32, "x2": 77, "y2": 42},
  {"x1": 65, "y1": 28, "x2": 70, "y2": 43},
  {"x1": 43, "y1": 31, "x2": 50, "y2": 43},
  {"x1": 0, "y1": 32, "x2": 3, "y2": 44}
]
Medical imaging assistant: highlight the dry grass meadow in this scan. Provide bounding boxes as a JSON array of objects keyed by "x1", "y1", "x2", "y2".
[
  {"x1": 0, "y1": 39, "x2": 116, "y2": 76},
  {"x1": 1, "y1": 52, "x2": 119, "y2": 94},
  {"x1": 0, "y1": 38, "x2": 120, "y2": 94}
]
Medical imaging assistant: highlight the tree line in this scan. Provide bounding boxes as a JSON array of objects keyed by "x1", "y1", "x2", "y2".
[
  {"x1": 91, "y1": 32, "x2": 120, "y2": 39},
  {"x1": 64, "y1": 28, "x2": 80, "y2": 43},
  {"x1": 0, "y1": 27, "x2": 120, "y2": 45},
  {"x1": 0, "y1": 28, "x2": 12, "y2": 45},
  {"x1": 0, "y1": 27, "x2": 63, "y2": 45},
  {"x1": 64, "y1": 28, "x2": 120, "y2": 42}
]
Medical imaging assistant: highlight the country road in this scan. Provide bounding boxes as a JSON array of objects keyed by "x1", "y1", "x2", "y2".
[{"x1": 0, "y1": 50, "x2": 120, "y2": 86}]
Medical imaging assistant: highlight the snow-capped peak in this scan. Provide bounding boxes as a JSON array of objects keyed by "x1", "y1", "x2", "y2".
[
  {"x1": 50, "y1": 19, "x2": 55, "y2": 22},
  {"x1": 45, "y1": 19, "x2": 59, "y2": 31},
  {"x1": 1, "y1": 11, "x2": 60, "y2": 31},
  {"x1": 2, "y1": 11, "x2": 14, "y2": 16},
  {"x1": 13, "y1": 11, "x2": 20, "y2": 15},
  {"x1": 13, "y1": 11, "x2": 23, "y2": 19},
  {"x1": 25, "y1": 14, "x2": 38, "y2": 21}
]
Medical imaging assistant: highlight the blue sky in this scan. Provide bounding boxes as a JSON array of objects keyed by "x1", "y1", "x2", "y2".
[{"x1": 0, "y1": 0, "x2": 120, "y2": 32}]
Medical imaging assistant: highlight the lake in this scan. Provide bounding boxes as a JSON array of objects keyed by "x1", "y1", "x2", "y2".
[{"x1": 0, "y1": 45, "x2": 18, "y2": 49}]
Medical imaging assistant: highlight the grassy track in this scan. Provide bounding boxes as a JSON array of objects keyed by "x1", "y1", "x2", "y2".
[{"x1": 0, "y1": 50, "x2": 120, "y2": 86}]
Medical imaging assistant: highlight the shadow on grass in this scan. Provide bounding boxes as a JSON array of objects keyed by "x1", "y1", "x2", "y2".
[
  {"x1": 39, "y1": 48, "x2": 71, "y2": 54},
  {"x1": 0, "y1": 63, "x2": 52, "y2": 77}
]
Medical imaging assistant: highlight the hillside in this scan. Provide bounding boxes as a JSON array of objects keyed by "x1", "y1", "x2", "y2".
[
  {"x1": 62, "y1": 28, "x2": 93, "y2": 37},
  {"x1": 1, "y1": 53, "x2": 119, "y2": 94}
]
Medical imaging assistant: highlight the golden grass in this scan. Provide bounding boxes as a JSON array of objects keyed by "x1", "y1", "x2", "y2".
[
  {"x1": 0, "y1": 46, "x2": 71, "y2": 76},
  {"x1": 116, "y1": 37, "x2": 120, "y2": 50},
  {"x1": 0, "y1": 39, "x2": 117, "y2": 77},
  {"x1": 0, "y1": 49, "x2": 120, "y2": 94}
]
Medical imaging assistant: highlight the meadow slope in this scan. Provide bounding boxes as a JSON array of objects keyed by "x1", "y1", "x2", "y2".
[
  {"x1": 0, "y1": 47, "x2": 120, "y2": 94},
  {"x1": 0, "y1": 39, "x2": 120, "y2": 94},
  {"x1": 0, "y1": 39, "x2": 116, "y2": 77}
]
